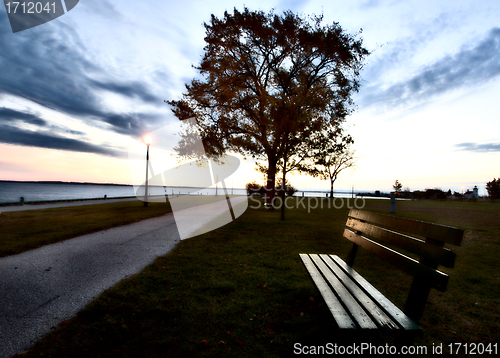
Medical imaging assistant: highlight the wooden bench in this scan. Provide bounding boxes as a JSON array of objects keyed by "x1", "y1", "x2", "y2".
[{"x1": 299, "y1": 209, "x2": 464, "y2": 339}]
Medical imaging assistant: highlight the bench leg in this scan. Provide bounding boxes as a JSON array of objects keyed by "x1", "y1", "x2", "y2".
[{"x1": 404, "y1": 278, "x2": 432, "y2": 324}]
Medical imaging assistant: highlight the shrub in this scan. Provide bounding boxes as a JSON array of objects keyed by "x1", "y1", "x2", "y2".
[
  {"x1": 275, "y1": 179, "x2": 298, "y2": 197},
  {"x1": 245, "y1": 181, "x2": 265, "y2": 196}
]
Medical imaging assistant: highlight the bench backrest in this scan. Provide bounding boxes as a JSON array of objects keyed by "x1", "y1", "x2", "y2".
[{"x1": 343, "y1": 209, "x2": 464, "y2": 322}]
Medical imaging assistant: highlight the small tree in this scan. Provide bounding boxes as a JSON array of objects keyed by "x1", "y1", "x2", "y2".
[
  {"x1": 393, "y1": 180, "x2": 403, "y2": 193},
  {"x1": 486, "y1": 178, "x2": 500, "y2": 199},
  {"x1": 312, "y1": 131, "x2": 356, "y2": 198}
]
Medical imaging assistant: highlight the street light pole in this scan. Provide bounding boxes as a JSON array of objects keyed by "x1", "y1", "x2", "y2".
[{"x1": 144, "y1": 135, "x2": 152, "y2": 207}]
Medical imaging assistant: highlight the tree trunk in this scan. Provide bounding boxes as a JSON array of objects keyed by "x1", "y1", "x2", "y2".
[
  {"x1": 330, "y1": 180, "x2": 334, "y2": 198},
  {"x1": 280, "y1": 140, "x2": 288, "y2": 221},
  {"x1": 280, "y1": 175, "x2": 286, "y2": 220},
  {"x1": 265, "y1": 163, "x2": 277, "y2": 208}
]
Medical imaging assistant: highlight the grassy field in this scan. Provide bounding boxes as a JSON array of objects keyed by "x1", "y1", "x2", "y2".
[
  {"x1": 0, "y1": 200, "x2": 172, "y2": 257},
  {"x1": 9, "y1": 198, "x2": 500, "y2": 357},
  {"x1": 0, "y1": 195, "x2": 239, "y2": 258}
]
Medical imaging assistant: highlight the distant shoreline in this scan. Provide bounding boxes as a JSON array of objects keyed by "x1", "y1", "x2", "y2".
[
  {"x1": 0, "y1": 180, "x2": 250, "y2": 190},
  {"x1": 0, "y1": 180, "x2": 133, "y2": 187}
]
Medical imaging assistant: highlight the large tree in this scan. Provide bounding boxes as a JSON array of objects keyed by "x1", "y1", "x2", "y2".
[{"x1": 167, "y1": 7, "x2": 368, "y2": 206}]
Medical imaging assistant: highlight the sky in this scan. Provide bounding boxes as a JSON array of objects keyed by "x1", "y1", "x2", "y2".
[{"x1": 0, "y1": 0, "x2": 499, "y2": 194}]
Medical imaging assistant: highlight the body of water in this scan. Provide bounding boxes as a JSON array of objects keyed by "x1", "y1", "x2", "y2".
[
  {"x1": 0, "y1": 181, "x2": 367, "y2": 204},
  {"x1": 0, "y1": 181, "x2": 136, "y2": 203},
  {"x1": 0, "y1": 181, "x2": 252, "y2": 204}
]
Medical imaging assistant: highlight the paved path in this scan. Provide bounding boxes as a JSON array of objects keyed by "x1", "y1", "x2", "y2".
[
  {"x1": 0, "y1": 196, "x2": 248, "y2": 357},
  {"x1": 0, "y1": 197, "x2": 139, "y2": 213}
]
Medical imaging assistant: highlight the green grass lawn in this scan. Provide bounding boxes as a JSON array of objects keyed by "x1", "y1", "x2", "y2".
[
  {"x1": 0, "y1": 195, "x2": 238, "y2": 258},
  {"x1": 0, "y1": 200, "x2": 172, "y2": 257},
  {"x1": 9, "y1": 198, "x2": 500, "y2": 357}
]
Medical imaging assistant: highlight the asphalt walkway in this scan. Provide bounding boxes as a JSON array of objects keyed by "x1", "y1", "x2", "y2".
[{"x1": 0, "y1": 196, "x2": 248, "y2": 357}]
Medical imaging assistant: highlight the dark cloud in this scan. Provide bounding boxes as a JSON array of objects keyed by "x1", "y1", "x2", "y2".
[
  {"x1": 55, "y1": 128, "x2": 86, "y2": 136},
  {"x1": 455, "y1": 142, "x2": 500, "y2": 152},
  {"x1": 0, "y1": 124, "x2": 125, "y2": 157},
  {"x1": 0, "y1": 14, "x2": 163, "y2": 145},
  {"x1": 0, "y1": 106, "x2": 90, "y2": 138},
  {"x1": 0, "y1": 107, "x2": 47, "y2": 126},
  {"x1": 101, "y1": 113, "x2": 149, "y2": 136},
  {"x1": 89, "y1": 80, "x2": 160, "y2": 103},
  {"x1": 360, "y1": 27, "x2": 500, "y2": 110}
]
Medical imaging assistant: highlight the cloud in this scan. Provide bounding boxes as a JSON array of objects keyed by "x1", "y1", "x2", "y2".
[
  {"x1": 0, "y1": 106, "x2": 90, "y2": 138},
  {"x1": 89, "y1": 79, "x2": 160, "y2": 103},
  {"x1": 0, "y1": 14, "x2": 163, "y2": 142},
  {"x1": 0, "y1": 107, "x2": 47, "y2": 126},
  {"x1": 357, "y1": 0, "x2": 382, "y2": 9},
  {"x1": 360, "y1": 27, "x2": 500, "y2": 111},
  {"x1": 51, "y1": 127, "x2": 86, "y2": 136},
  {"x1": 0, "y1": 124, "x2": 125, "y2": 157},
  {"x1": 101, "y1": 112, "x2": 159, "y2": 136},
  {"x1": 79, "y1": 0, "x2": 124, "y2": 20},
  {"x1": 455, "y1": 142, "x2": 500, "y2": 153}
]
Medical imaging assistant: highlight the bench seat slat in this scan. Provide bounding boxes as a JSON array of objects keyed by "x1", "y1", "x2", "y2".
[
  {"x1": 299, "y1": 254, "x2": 356, "y2": 329},
  {"x1": 346, "y1": 218, "x2": 456, "y2": 268},
  {"x1": 330, "y1": 255, "x2": 421, "y2": 331},
  {"x1": 348, "y1": 209, "x2": 463, "y2": 246},
  {"x1": 309, "y1": 254, "x2": 378, "y2": 329},
  {"x1": 318, "y1": 254, "x2": 400, "y2": 331},
  {"x1": 343, "y1": 229, "x2": 449, "y2": 291}
]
